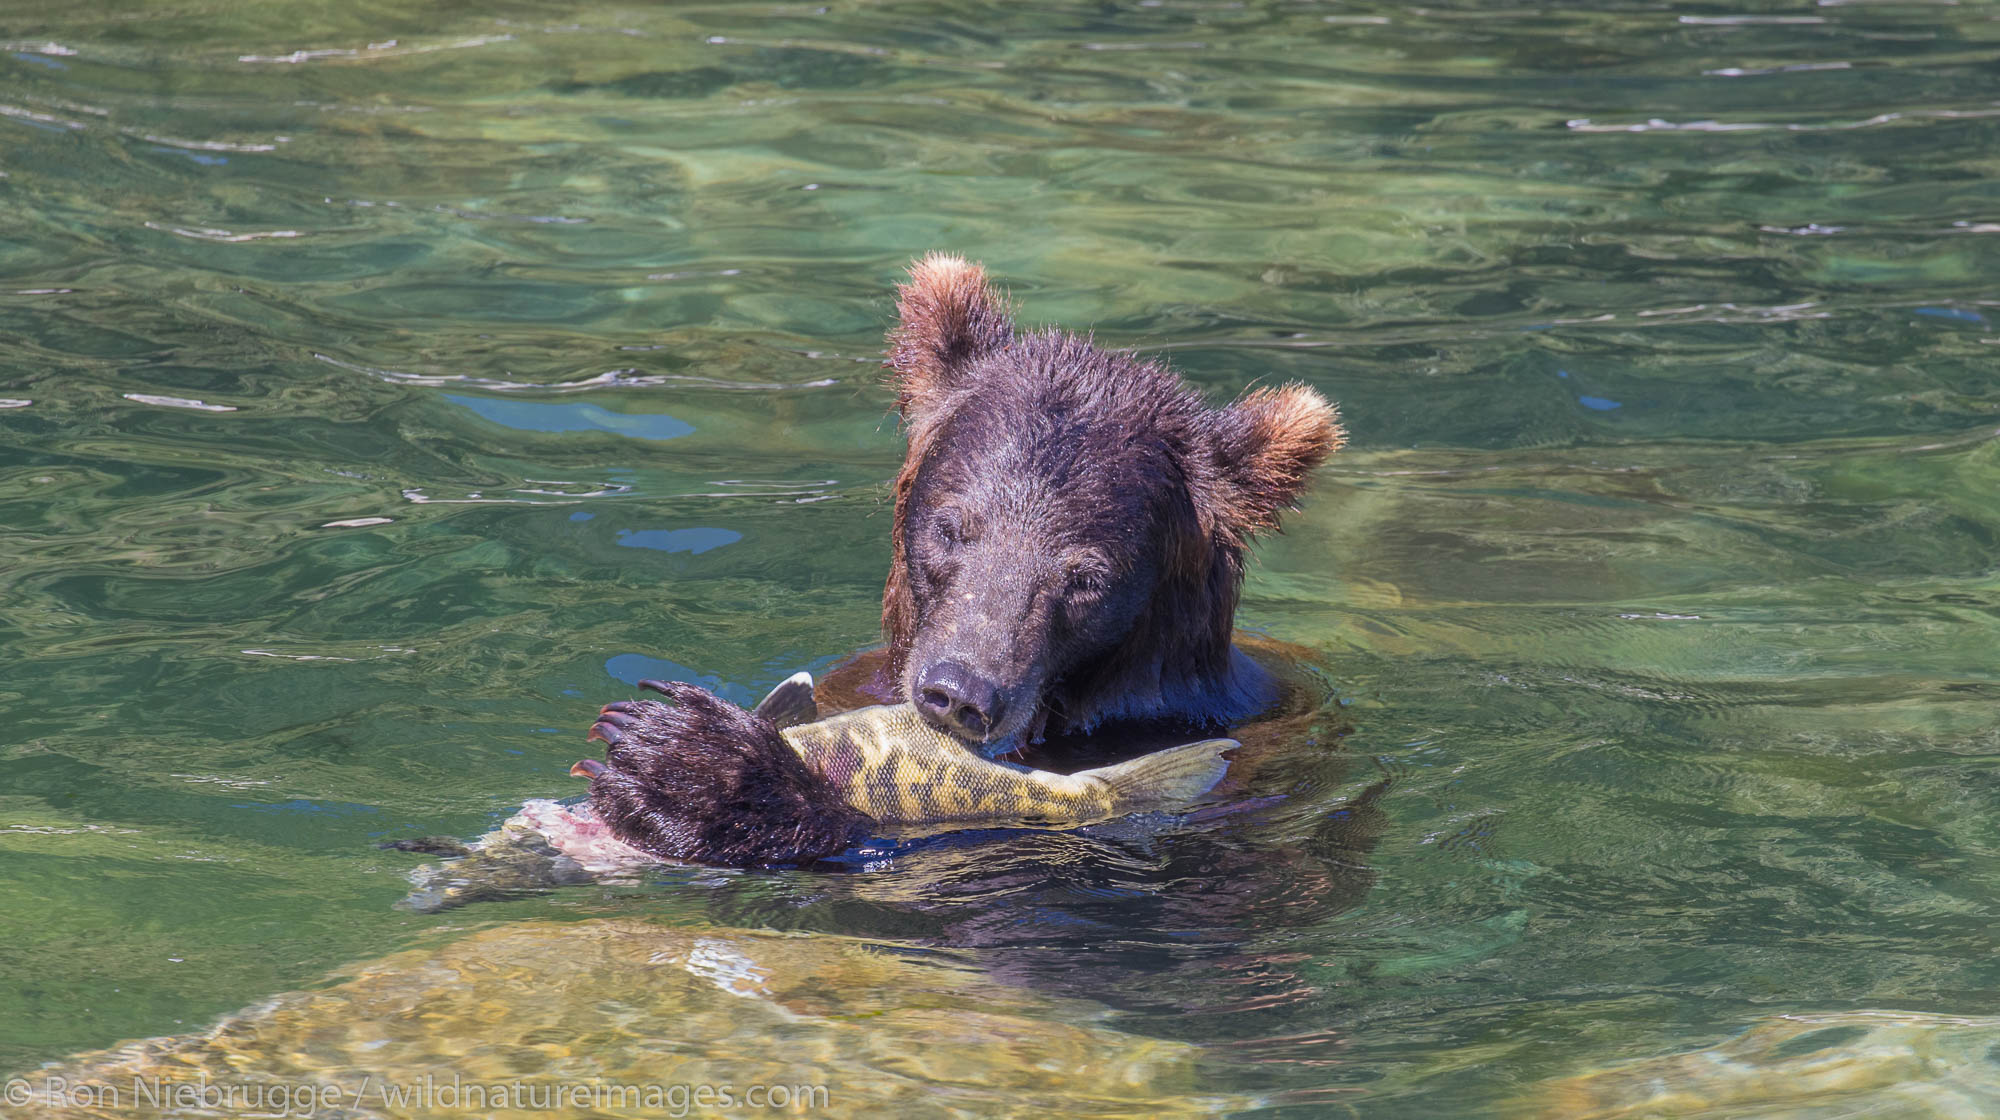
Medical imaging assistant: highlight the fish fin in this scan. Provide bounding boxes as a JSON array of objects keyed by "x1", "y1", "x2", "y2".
[
  {"x1": 751, "y1": 671, "x2": 819, "y2": 729},
  {"x1": 1087, "y1": 738, "x2": 1237, "y2": 813}
]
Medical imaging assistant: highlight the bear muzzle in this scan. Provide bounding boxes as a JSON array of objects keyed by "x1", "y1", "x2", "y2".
[{"x1": 913, "y1": 658, "x2": 1007, "y2": 740}]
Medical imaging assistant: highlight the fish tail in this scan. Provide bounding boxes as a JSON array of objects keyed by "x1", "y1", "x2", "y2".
[
  {"x1": 1087, "y1": 738, "x2": 1237, "y2": 813},
  {"x1": 752, "y1": 671, "x2": 820, "y2": 729}
]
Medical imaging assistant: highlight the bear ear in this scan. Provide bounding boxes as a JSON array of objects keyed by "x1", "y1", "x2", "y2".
[
  {"x1": 1205, "y1": 383, "x2": 1346, "y2": 538},
  {"x1": 886, "y1": 253, "x2": 1014, "y2": 418}
]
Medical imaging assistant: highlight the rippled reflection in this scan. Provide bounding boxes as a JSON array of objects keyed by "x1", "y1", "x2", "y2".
[{"x1": 3, "y1": 0, "x2": 2000, "y2": 1115}]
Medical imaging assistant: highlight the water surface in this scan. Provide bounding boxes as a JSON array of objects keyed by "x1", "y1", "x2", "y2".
[{"x1": 3, "y1": 1, "x2": 2000, "y2": 1115}]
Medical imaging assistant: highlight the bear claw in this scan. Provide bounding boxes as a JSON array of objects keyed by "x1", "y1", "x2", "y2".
[{"x1": 581, "y1": 680, "x2": 868, "y2": 867}]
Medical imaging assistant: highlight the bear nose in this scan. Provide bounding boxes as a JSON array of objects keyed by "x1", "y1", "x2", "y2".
[{"x1": 915, "y1": 660, "x2": 1004, "y2": 739}]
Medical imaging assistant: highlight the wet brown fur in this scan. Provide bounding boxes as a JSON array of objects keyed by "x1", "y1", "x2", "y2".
[
  {"x1": 588, "y1": 683, "x2": 870, "y2": 867},
  {"x1": 586, "y1": 258, "x2": 1346, "y2": 866},
  {"x1": 881, "y1": 253, "x2": 1344, "y2": 742}
]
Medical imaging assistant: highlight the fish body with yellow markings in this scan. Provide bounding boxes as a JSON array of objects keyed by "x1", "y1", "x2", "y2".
[
  {"x1": 577, "y1": 673, "x2": 1237, "y2": 866},
  {"x1": 778, "y1": 702, "x2": 1235, "y2": 829}
]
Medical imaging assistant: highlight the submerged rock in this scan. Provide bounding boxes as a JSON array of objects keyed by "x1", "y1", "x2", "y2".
[
  {"x1": 1519, "y1": 1009, "x2": 2000, "y2": 1119},
  {"x1": 13, "y1": 919, "x2": 1241, "y2": 1119}
]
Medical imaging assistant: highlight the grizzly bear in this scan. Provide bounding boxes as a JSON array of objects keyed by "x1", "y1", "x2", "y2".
[
  {"x1": 585, "y1": 254, "x2": 1344, "y2": 865},
  {"x1": 879, "y1": 253, "x2": 1344, "y2": 748}
]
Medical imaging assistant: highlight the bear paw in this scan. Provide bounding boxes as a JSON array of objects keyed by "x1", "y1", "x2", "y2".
[{"x1": 581, "y1": 681, "x2": 870, "y2": 868}]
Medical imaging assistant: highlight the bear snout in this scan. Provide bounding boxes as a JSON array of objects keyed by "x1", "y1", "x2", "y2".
[{"x1": 913, "y1": 658, "x2": 1006, "y2": 740}]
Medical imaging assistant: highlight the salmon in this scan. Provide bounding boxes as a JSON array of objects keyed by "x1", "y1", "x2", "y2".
[{"x1": 583, "y1": 672, "x2": 1235, "y2": 831}]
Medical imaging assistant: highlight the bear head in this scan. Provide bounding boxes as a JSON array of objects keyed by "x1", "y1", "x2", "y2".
[{"x1": 881, "y1": 253, "x2": 1344, "y2": 749}]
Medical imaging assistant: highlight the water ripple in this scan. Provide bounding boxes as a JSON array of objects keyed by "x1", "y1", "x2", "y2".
[{"x1": 4, "y1": 2, "x2": 2000, "y2": 1115}]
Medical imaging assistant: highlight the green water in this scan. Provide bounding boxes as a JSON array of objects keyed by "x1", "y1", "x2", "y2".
[{"x1": 3, "y1": 0, "x2": 1999, "y2": 1114}]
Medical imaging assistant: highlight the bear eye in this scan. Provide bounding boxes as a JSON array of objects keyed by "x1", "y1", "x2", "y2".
[
  {"x1": 1064, "y1": 561, "x2": 1108, "y2": 597},
  {"x1": 933, "y1": 510, "x2": 967, "y2": 548}
]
